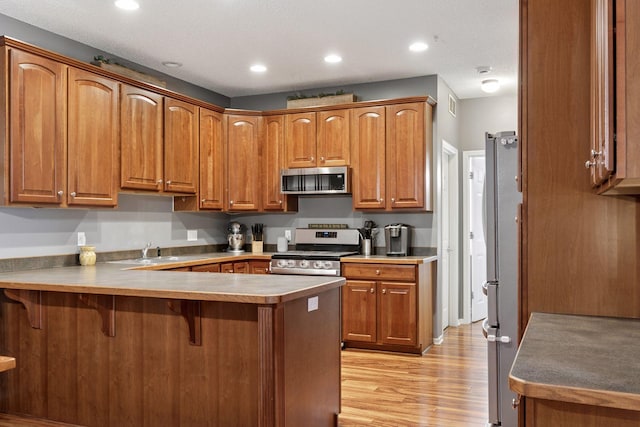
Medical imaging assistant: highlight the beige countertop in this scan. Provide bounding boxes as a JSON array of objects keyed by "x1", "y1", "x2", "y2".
[
  {"x1": 509, "y1": 312, "x2": 640, "y2": 411},
  {"x1": 341, "y1": 255, "x2": 438, "y2": 264},
  {"x1": 0, "y1": 253, "x2": 343, "y2": 304}
]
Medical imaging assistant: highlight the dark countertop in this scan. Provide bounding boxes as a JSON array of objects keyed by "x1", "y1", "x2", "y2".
[{"x1": 509, "y1": 312, "x2": 640, "y2": 411}]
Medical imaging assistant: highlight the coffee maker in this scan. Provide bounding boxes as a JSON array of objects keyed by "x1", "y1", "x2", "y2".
[
  {"x1": 384, "y1": 224, "x2": 412, "y2": 256},
  {"x1": 227, "y1": 222, "x2": 246, "y2": 253}
]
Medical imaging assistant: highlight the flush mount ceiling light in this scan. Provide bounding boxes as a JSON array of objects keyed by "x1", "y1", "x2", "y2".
[
  {"x1": 250, "y1": 64, "x2": 267, "y2": 73},
  {"x1": 476, "y1": 65, "x2": 492, "y2": 75},
  {"x1": 409, "y1": 42, "x2": 429, "y2": 52},
  {"x1": 162, "y1": 61, "x2": 182, "y2": 68},
  {"x1": 324, "y1": 54, "x2": 342, "y2": 64},
  {"x1": 114, "y1": 0, "x2": 139, "y2": 11},
  {"x1": 481, "y1": 79, "x2": 500, "y2": 93}
]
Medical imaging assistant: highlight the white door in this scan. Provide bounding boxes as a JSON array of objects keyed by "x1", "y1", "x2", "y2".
[{"x1": 470, "y1": 156, "x2": 487, "y2": 322}]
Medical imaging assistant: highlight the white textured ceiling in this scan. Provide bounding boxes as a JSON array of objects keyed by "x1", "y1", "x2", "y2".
[{"x1": 0, "y1": 0, "x2": 519, "y2": 99}]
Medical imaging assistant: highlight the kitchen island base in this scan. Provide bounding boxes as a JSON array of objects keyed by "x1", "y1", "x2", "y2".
[{"x1": 0, "y1": 288, "x2": 340, "y2": 427}]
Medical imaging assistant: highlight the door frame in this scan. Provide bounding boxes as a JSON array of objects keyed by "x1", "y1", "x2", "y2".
[
  {"x1": 441, "y1": 140, "x2": 460, "y2": 329},
  {"x1": 462, "y1": 150, "x2": 485, "y2": 324}
]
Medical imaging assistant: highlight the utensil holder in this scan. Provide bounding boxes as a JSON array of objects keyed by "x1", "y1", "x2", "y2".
[
  {"x1": 362, "y1": 239, "x2": 372, "y2": 256},
  {"x1": 252, "y1": 240, "x2": 263, "y2": 254}
]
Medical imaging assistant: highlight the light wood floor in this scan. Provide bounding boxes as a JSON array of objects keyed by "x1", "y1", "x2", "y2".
[{"x1": 339, "y1": 321, "x2": 488, "y2": 426}]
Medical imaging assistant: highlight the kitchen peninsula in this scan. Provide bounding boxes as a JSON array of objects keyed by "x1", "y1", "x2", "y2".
[{"x1": 0, "y1": 262, "x2": 344, "y2": 426}]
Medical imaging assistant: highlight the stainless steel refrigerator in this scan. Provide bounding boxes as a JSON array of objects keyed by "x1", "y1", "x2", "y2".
[{"x1": 483, "y1": 131, "x2": 520, "y2": 427}]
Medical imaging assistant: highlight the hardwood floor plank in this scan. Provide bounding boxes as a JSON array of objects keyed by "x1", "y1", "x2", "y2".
[{"x1": 340, "y1": 322, "x2": 488, "y2": 426}]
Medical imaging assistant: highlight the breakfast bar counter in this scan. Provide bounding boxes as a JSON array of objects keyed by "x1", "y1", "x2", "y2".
[{"x1": 0, "y1": 263, "x2": 344, "y2": 427}]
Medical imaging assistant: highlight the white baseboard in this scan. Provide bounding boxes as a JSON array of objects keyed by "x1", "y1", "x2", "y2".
[{"x1": 433, "y1": 334, "x2": 444, "y2": 345}]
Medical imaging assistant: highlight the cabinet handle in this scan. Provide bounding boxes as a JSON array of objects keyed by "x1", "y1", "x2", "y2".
[
  {"x1": 375, "y1": 269, "x2": 380, "y2": 275},
  {"x1": 370, "y1": 288, "x2": 374, "y2": 293},
  {"x1": 70, "y1": 192, "x2": 76, "y2": 197},
  {"x1": 57, "y1": 190, "x2": 64, "y2": 197}
]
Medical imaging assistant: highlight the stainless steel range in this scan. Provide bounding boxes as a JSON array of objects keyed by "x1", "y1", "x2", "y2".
[{"x1": 270, "y1": 228, "x2": 360, "y2": 276}]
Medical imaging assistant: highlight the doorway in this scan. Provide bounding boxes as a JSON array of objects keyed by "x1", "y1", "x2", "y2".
[
  {"x1": 441, "y1": 141, "x2": 459, "y2": 330},
  {"x1": 463, "y1": 150, "x2": 487, "y2": 323}
]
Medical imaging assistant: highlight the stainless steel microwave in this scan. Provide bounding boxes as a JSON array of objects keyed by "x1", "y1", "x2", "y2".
[{"x1": 280, "y1": 166, "x2": 350, "y2": 195}]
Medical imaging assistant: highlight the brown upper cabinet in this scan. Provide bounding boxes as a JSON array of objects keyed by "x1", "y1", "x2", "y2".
[
  {"x1": 284, "y1": 110, "x2": 350, "y2": 168},
  {"x1": 588, "y1": 0, "x2": 640, "y2": 194},
  {"x1": 120, "y1": 85, "x2": 164, "y2": 191},
  {"x1": 351, "y1": 101, "x2": 432, "y2": 211},
  {"x1": 4, "y1": 49, "x2": 118, "y2": 207},
  {"x1": 199, "y1": 108, "x2": 225, "y2": 210},
  {"x1": 164, "y1": 98, "x2": 199, "y2": 194},
  {"x1": 263, "y1": 115, "x2": 297, "y2": 212},
  {"x1": 226, "y1": 114, "x2": 261, "y2": 211}
]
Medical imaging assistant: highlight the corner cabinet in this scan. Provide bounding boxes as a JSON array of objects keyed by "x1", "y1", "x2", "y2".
[
  {"x1": 226, "y1": 114, "x2": 261, "y2": 211},
  {"x1": 588, "y1": 0, "x2": 640, "y2": 194},
  {"x1": 351, "y1": 101, "x2": 433, "y2": 211},
  {"x1": 341, "y1": 260, "x2": 434, "y2": 354}
]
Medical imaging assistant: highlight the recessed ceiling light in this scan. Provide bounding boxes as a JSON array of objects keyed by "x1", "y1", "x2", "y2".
[
  {"x1": 477, "y1": 65, "x2": 492, "y2": 75},
  {"x1": 481, "y1": 79, "x2": 500, "y2": 93},
  {"x1": 250, "y1": 64, "x2": 267, "y2": 73},
  {"x1": 409, "y1": 42, "x2": 429, "y2": 52},
  {"x1": 114, "y1": 0, "x2": 139, "y2": 11},
  {"x1": 324, "y1": 54, "x2": 342, "y2": 64},
  {"x1": 162, "y1": 61, "x2": 182, "y2": 68}
]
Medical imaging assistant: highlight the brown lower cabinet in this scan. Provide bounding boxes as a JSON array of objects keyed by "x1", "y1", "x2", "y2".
[
  {"x1": 188, "y1": 260, "x2": 269, "y2": 274},
  {"x1": 524, "y1": 398, "x2": 640, "y2": 426},
  {"x1": 341, "y1": 261, "x2": 434, "y2": 354}
]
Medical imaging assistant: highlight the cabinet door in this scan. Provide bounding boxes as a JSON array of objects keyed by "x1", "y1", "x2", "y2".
[
  {"x1": 233, "y1": 261, "x2": 249, "y2": 274},
  {"x1": 220, "y1": 262, "x2": 234, "y2": 273},
  {"x1": 386, "y1": 102, "x2": 425, "y2": 210},
  {"x1": 164, "y1": 98, "x2": 198, "y2": 194},
  {"x1": 250, "y1": 260, "x2": 270, "y2": 274},
  {"x1": 67, "y1": 67, "x2": 118, "y2": 207},
  {"x1": 379, "y1": 281, "x2": 417, "y2": 346},
  {"x1": 192, "y1": 264, "x2": 221, "y2": 273},
  {"x1": 351, "y1": 106, "x2": 386, "y2": 209},
  {"x1": 227, "y1": 114, "x2": 261, "y2": 211},
  {"x1": 285, "y1": 112, "x2": 316, "y2": 168},
  {"x1": 588, "y1": 0, "x2": 615, "y2": 186},
  {"x1": 342, "y1": 280, "x2": 377, "y2": 343},
  {"x1": 199, "y1": 108, "x2": 224, "y2": 210},
  {"x1": 120, "y1": 85, "x2": 163, "y2": 191},
  {"x1": 8, "y1": 49, "x2": 67, "y2": 205},
  {"x1": 317, "y1": 109, "x2": 350, "y2": 166},
  {"x1": 262, "y1": 115, "x2": 287, "y2": 210}
]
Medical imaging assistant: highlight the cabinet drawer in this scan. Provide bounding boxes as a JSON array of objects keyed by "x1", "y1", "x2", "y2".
[
  {"x1": 342, "y1": 263, "x2": 415, "y2": 281},
  {"x1": 191, "y1": 263, "x2": 221, "y2": 273}
]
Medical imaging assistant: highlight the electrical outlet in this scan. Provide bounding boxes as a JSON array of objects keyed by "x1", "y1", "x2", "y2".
[
  {"x1": 187, "y1": 229, "x2": 198, "y2": 241},
  {"x1": 285, "y1": 229, "x2": 292, "y2": 241},
  {"x1": 77, "y1": 232, "x2": 86, "y2": 246},
  {"x1": 307, "y1": 296, "x2": 318, "y2": 312}
]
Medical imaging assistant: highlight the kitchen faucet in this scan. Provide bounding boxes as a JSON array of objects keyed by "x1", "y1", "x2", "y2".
[{"x1": 141, "y1": 242, "x2": 153, "y2": 259}]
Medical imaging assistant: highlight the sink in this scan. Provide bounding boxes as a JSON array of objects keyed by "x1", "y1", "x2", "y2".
[{"x1": 109, "y1": 256, "x2": 183, "y2": 265}]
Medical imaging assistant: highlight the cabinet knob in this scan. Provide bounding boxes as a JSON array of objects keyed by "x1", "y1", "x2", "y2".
[
  {"x1": 512, "y1": 395, "x2": 521, "y2": 409},
  {"x1": 201, "y1": 199, "x2": 205, "y2": 203},
  {"x1": 375, "y1": 269, "x2": 380, "y2": 275},
  {"x1": 70, "y1": 192, "x2": 77, "y2": 197},
  {"x1": 382, "y1": 289, "x2": 386, "y2": 294},
  {"x1": 379, "y1": 198, "x2": 384, "y2": 203},
  {"x1": 279, "y1": 200, "x2": 282, "y2": 205},
  {"x1": 157, "y1": 179, "x2": 163, "y2": 184},
  {"x1": 391, "y1": 197, "x2": 395, "y2": 203},
  {"x1": 166, "y1": 180, "x2": 172, "y2": 185},
  {"x1": 320, "y1": 156, "x2": 325, "y2": 162},
  {"x1": 370, "y1": 288, "x2": 374, "y2": 293},
  {"x1": 57, "y1": 190, "x2": 64, "y2": 196},
  {"x1": 585, "y1": 160, "x2": 596, "y2": 169},
  {"x1": 230, "y1": 200, "x2": 234, "y2": 205}
]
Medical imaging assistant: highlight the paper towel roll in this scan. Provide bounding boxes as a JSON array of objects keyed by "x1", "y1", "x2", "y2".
[{"x1": 277, "y1": 236, "x2": 288, "y2": 252}]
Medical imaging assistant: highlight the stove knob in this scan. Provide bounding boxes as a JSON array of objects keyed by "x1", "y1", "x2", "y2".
[
  {"x1": 313, "y1": 261, "x2": 323, "y2": 269},
  {"x1": 287, "y1": 260, "x2": 296, "y2": 268},
  {"x1": 277, "y1": 259, "x2": 288, "y2": 268},
  {"x1": 324, "y1": 261, "x2": 334, "y2": 269},
  {"x1": 299, "y1": 260, "x2": 310, "y2": 268}
]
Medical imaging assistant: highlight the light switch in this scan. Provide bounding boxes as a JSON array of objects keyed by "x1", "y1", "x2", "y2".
[
  {"x1": 77, "y1": 232, "x2": 86, "y2": 246},
  {"x1": 187, "y1": 230, "x2": 197, "y2": 241},
  {"x1": 307, "y1": 296, "x2": 318, "y2": 312}
]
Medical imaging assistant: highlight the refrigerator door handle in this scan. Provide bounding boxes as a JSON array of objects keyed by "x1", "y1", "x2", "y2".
[
  {"x1": 485, "y1": 281, "x2": 499, "y2": 327},
  {"x1": 484, "y1": 319, "x2": 500, "y2": 424}
]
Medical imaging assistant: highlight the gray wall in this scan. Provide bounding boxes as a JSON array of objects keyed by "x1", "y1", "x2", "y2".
[
  {"x1": 0, "y1": 13, "x2": 230, "y2": 107},
  {"x1": 459, "y1": 95, "x2": 518, "y2": 151}
]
